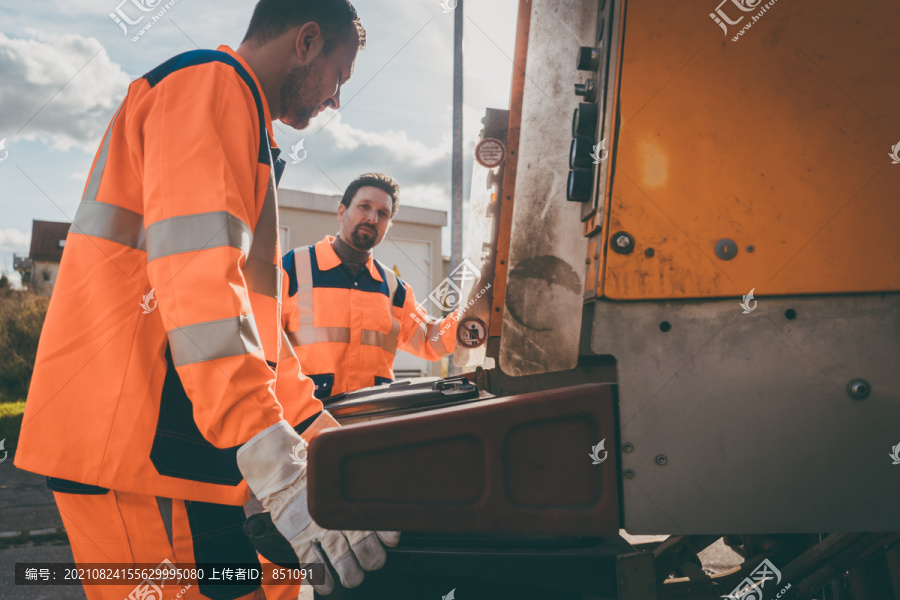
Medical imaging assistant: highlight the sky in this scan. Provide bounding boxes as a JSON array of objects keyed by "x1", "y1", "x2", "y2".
[{"x1": 0, "y1": 0, "x2": 519, "y2": 284}]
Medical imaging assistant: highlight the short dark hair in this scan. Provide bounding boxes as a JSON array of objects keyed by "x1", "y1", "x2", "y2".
[
  {"x1": 242, "y1": 0, "x2": 366, "y2": 54},
  {"x1": 341, "y1": 173, "x2": 400, "y2": 218}
]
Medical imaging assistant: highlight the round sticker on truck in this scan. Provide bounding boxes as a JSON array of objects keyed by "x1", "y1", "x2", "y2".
[{"x1": 475, "y1": 138, "x2": 506, "y2": 169}]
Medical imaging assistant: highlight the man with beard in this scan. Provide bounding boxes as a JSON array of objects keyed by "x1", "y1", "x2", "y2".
[
  {"x1": 14, "y1": 1, "x2": 398, "y2": 599},
  {"x1": 281, "y1": 173, "x2": 458, "y2": 401}
]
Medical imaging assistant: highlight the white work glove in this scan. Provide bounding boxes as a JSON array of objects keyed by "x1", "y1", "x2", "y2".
[{"x1": 237, "y1": 418, "x2": 400, "y2": 595}]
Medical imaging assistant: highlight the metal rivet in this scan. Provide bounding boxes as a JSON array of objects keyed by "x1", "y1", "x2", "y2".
[
  {"x1": 847, "y1": 378, "x2": 870, "y2": 400},
  {"x1": 655, "y1": 455, "x2": 667, "y2": 465},
  {"x1": 611, "y1": 231, "x2": 634, "y2": 254},
  {"x1": 785, "y1": 309, "x2": 797, "y2": 320},
  {"x1": 644, "y1": 248, "x2": 654, "y2": 257},
  {"x1": 714, "y1": 238, "x2": 738, "y2": 261},
  {"x1": 659, "y1": 321, "x2": 671, "y2": 332},
  {"x1": 747, "y1": 245, "x2": 755, "y2": 253},
  {"x1": 622, "y1": 442, "x2": 634, "y2": 453},
  {"x1": 624, "y1": 469, "x2": 635, "y2": 479}
]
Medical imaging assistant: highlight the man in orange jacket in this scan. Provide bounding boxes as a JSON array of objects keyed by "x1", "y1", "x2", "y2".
[
  {"x1": 282, "y1": 173, "x2": 458, "y2": 399},
  {"x1": 14, "y1": 1, "x2": 397, "y2": 599}
]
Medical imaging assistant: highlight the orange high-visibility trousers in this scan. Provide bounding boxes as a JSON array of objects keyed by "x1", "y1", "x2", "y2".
[{"x1": 54, "y1": 489, "x2": 269, "y2": 600}]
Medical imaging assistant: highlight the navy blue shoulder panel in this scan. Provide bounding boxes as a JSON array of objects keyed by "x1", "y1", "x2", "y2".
[
  {"x1": 375, "y1": 261, "x2": 407, "y2": 307},
  {"x1": 143, "y1": 50, "x2": 271, "y2": 166},
  {"x1": 394, "y1": 277, "x2": 409, "y2": 308},
  {"x1": 282, "y1": 249, "x2": 298, "y2": 298}
]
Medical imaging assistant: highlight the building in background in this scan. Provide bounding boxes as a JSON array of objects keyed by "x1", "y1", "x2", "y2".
[
  {"x1": 278, "y1": 189, "x2": 449, "y2": 378},
  {"x1": 13, "y1": 220, "x2": 70, "y2": 296}
]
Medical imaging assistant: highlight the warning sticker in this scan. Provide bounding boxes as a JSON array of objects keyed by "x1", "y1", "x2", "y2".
[{"x1": 475, "y1": 138, "x2": 506, "y2": 169}]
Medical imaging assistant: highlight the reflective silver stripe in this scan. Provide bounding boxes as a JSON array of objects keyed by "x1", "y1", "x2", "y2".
[
  {"x1": 382, "y1": 265, "x2": 399, "y2": 304},
  {"x1": 71, "y1": 201, "x2": 147, "y2": 250},
  {"x1": 71, "y1": 104, "x2": 149, "y2": 250},
  {"x1": 362, "y1": 324, "x2": 400, "y2": 355},
  {"x1": 82, "y1": 103, "x2": 123, "y2": 204},
  {"x1": 360, "y1": 329, "x2": 383, "y2": 347},
  {"x1": 156, "y1": 497, "x2": 173, "y2": 547},
  {"x1": 287, "y1": 327, "x2": 351, "y2": 346},
  {"x1": 292, "y1": 246, "x2": 315, "y2": 328},
  {"x1": 245, "y1": 258, "x2": 281, "y2": 299},
  {"x1": 146, "y1": 212, "x2": 252, "y2": 261},
  {"x1": 376, "y1": 265, "x2": 401, "y2": 354},
  {"x1": 168, "y1": 314, "x2": 262, "y2": 367},
  {"x1": 244, "y1": 161, "x2": 281, "y2": 299},
  {"x1": 279, "y1": 331, "x2": 297, "y2": 361}
]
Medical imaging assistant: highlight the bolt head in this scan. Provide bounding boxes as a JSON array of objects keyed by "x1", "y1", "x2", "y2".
[
  {"x1": 624, "y1": 469, "x2": 635, "y2": 479},
  {"x1": 622, "y1": 442, "x2": 634, "y2": 453},
  {"x1": 616, "y1": 235, "x2": 630, "y2": 248},
  {"x1": 655, "y1": 454, "x2": 667, "y2": 465}
]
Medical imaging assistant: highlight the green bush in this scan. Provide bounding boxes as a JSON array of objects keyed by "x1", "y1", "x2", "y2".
[
  {"x1": 0, "y1": 400, "x2": 26, "y2": 452},
  {"x1": 0, "y1": 287, "x2": 49, "y2": 401}
]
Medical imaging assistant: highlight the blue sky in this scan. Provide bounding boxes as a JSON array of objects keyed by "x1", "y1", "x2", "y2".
[{"x1": 0, "y1": 0, "x2": 518, "y2": 284}]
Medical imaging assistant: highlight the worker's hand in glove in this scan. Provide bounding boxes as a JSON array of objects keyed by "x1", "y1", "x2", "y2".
[{"x1": 237, "y1": 415, "x2": 400, "y2": 595}]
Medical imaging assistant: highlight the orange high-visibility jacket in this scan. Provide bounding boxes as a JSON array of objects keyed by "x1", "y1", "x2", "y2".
[
  {"x1": 14, "y1": 46, "x2": 321, "y2": 505},
  {"x1": 282, "y1": 236, "x2": 458, "y2": 398}
]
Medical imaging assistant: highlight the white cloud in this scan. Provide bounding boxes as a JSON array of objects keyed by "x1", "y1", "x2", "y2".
[
  {"x1": 0, "y1": 227, "x2": 31, "y2": 252},
  {"x1": 0, "y1": 30, "x2": 131, "y2": 151}
]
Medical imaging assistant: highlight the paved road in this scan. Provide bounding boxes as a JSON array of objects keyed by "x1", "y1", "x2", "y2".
[{"x1": 0, "y1": 543, "x2": 86, "y2": 600}]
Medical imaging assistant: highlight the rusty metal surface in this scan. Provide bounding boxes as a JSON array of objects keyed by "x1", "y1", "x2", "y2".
[
  {"x1": 602, "y1": 0, "x2": 900, "y2": 300},
  {"x1": 499, "y1": 0, "x2": 599, "y2": 376},
  {"x1": 591, "y1": 293, "x2": 900, "y2": 533}
]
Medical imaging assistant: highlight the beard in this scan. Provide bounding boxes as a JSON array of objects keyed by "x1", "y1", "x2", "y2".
[
  {"x1": 279, "y1": 59, "x2": 323, "y2": 129},
  {"x1": 349, "y1": 223, "x2": 378, "y2": 250}
]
